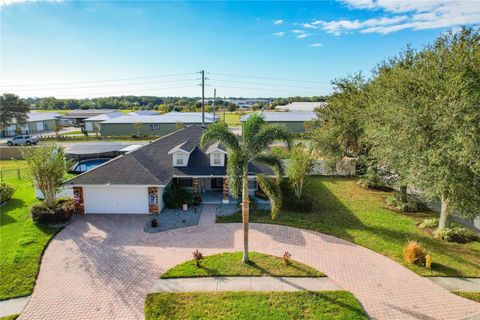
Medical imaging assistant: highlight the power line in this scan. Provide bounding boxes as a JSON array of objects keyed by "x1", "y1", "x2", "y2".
[
  {"x1": 0, "y1": 72, "x2": 197, "y2": 88},
  {"x1": 42, "y1": 84, "x2": 199, "y2": 98},
  {"x1": 3, "y1": 78, "x2": 200, "y2": 92},
  {"x1": 208, "y1": 72, "x2": 330, "y2": 84},
  {"x1": 209, "y1": 78, "x2": 330, "y2": 90},
  {"x1": 209, "y1": 84, "x2": 325, "y2": 95}
]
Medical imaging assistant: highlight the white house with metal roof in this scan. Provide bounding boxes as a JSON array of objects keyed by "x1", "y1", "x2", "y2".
[
  {"x1": 275, "y1": 101, "x2": 326, "y2": 112},
  {"x1": 1, "y1": 112, "x2": 62, "y2": 137},
  {"x1": 241, "y1": 111, "x2": 316, "y2": 133}
]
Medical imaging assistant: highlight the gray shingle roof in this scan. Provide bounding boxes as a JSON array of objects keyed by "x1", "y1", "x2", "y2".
[{"x1": 65, "y1": 125, "x2": 272, "y2": 186}]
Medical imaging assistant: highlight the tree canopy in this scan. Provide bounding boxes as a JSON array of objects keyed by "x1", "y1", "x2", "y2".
[{"x1": 0, "y1": 93, "x2": 30, "y2": 130}]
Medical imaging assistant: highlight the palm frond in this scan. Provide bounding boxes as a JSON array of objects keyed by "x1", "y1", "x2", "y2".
[
  {"x1": 243, "y1": 113, "x2": 265, "y2": 141},
  {"x1": 253, "y1": 124, "x2": 293, "y2": 151},
  {"x1": 257, "y1": 173, "x2": 282, "y2": 219},
  {"x1": 200, "y1": 122, "x2": 239, "y2": 150},
  {"x1": 253, "y1": 154, "x2": 284, "y2": 178},
  {"x1": 226, "y1": 149, "x2": 245, "y2": 198}
]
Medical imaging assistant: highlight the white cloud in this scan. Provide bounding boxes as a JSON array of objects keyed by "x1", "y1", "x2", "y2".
[
  {"x1": 297, "y1": 33, "x2": 312, "y2": 39},
  {"x1": 273, "y1": 32, "x2": 285, "y2": 37},
  {"x1": 274, "y1": 19, "x2": 284, "y2": 25},
  {"x1": 310, "y1": 0, "x2": 480, "y2": 35},
  {"x1": 310, "y1": 43, "x2": 323, "y2": 47},
  {"x1": 0, "y1": 0, "x2": 62, "y2": 5},
  {"x1": 292, "y1": 29, "x2": 305, "y2": 34},
  {"x1": 303, "y1": 23, "x2": 318, "y2": 29}
]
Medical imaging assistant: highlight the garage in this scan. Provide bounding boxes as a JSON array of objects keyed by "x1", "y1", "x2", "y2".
[{"x1": 84, "y1": 186, "x2": 149, "y2": 214}]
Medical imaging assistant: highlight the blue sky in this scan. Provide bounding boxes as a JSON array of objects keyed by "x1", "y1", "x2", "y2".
[{"x1": 1, "y1": 0, "x2": 479, "y2": 98}]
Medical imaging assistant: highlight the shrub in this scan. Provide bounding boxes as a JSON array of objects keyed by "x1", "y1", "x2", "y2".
[
  {"x1": 31, "y1": 203, "x2": 56, "y2": 225},
  {"x1": 192, "y1": 249, "x2": 204, "y2": 268},
  {"x1": 403, "y1": 240, "x2": 427, "y2": 266},
  {"x1": 283, "y1": 251, "x2": 291, "y2": 266},
  {"x1": 279, "y1": 180, "x2": 313, "y2": 213},
  {"x1": 151, "y1": 219, "x2": 158, "y2": 228},
  {"x1": 0, "y1": 182, "x2": 16, "y2": 203},
  {"x1": 163, "y1": 186, "x2": 193, "y2": 209},
  {"x1": 388, "y1": 192, "x2": 427, "y2": 212},
  {"x1": 434, "y1": 226, "x2": 479, "y2": 243},
  {"x1": 419, "y1": 218, "x2": 439, "y2": 229},
  {"x1": 54, "y1": 198, "x2": 74, "y2": 222}
]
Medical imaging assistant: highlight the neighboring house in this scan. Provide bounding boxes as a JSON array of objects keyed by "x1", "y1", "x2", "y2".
[
  {"x1": 84, "y1": 112, "x2": 124, "y2": 133},
  {"x1": 100, "y1": 112, "x2": 219, "y2": 136},
  {"x1": 275, "y1": 102, "x2": 326, "y2": 112},
  {"x1": 62, "y1": 109, "x2": 117, "y2": 126},
  {"x1": 64, "y1": 125, "x2": 271, "y2": 214},
  {"x1": 128, "y1": 110, "x2": 159, "y2": 116},
  {"x1": 240, "y1": 111, "x2": 316, "y2": 133},
  {"x1": 1, "y1": 112, "x2": 61, "y2": 137}
]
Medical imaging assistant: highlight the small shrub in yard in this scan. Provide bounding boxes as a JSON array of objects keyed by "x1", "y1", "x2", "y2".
[
  {"x1": 31, "y1": 203, "x2": 56, "y2": 225},
  {"x1": 283, "y1": 251, "x2": 291, "y2": 266},
  {"x1": 0, "y1": 182, "x2": 16, "y2": 203},
  {"x1": 163, "y1": 187, "x2": 193, "y2": 209},
  {"x1": 403, "y1": 240, "x2": 427, "y2": 266},
  {"x1": 193, "y1": 250, "x2": 204, "y2": 268},
  {"x1": 434, "y1": 226, "x2": 479, "y2": 244},
  {"x1": 151, "y1": 219, "x2": 158, "y2": 228},
  {"x1": 388, "y1": 192, "x2": 427, "y2": 212},
  {"x1": 419, "y1": 218, "x2": 439, "y2": 229}
]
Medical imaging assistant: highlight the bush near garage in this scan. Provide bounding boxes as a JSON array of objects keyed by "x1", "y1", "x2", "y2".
[
  {"x1": 31, "y1": 198, "x2": 75, "y2": 225},
  {"x1": 163, "y1": 186, "x2": 193, "y2": 209}
]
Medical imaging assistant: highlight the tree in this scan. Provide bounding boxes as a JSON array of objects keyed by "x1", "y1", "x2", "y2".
[
  {"x1": 287, "y1": 144, "x2": 314, "y2": 198},
  {"x1": 0, "y1": 93, "x2": 30, "y2": 134},
  {"x1": 312, "y1": 73, "x2": 370, "y2": 172},
  {"x1": 201, "y1": 115, "x2": 292, "y2": 263},
  {"x1": 366, "y1": 27, "x2": 480, "y2": 230},
  {"x1": 23, "y1": 145, "x2": 70, "y2": 208}
]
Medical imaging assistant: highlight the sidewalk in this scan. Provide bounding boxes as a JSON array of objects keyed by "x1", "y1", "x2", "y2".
[
  {"x1": 0, "y1": 296, "x2": 29, "y2": 318},
  {"x1": 150, "y1": 276, "x2": 343, "y2": 293}
]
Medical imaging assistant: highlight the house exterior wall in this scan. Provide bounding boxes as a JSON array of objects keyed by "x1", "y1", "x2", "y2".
[
  {"x1": 265, "y1": 121, "x2": 307, "y2": 133},
  {"x1": 100, "y1": 123, "x2": 196, "y2": 136},
  {"x1": 27, "y1": 119, "x2": 57, "y2": 134}
]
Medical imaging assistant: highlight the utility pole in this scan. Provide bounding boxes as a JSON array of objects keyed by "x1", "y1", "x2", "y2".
[
  {"x1": 223, "y1": 96, "x2": 226, "y2": 124},
  {"x1": 201, "y1": 70, "x2": 205, "y2": 127},
  {"x1": 213, "y1": 88, "x2": 216, "y2": 121}
]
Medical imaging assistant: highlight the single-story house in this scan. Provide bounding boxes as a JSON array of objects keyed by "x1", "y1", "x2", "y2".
[
  {"x1": 128, "y1": 110, "x2": 159, "y2": 116},
  {"x1": 240, "y1": 111, "x2": 317, "y2": 133},
  {"x1": 64, "y1": 125, "x2": 270, "y2": 214},
  {"x1": 1, "y1": 112, "x2": 62, "y2": 137},
  {"x1": 275, "y1": 102, "x2": 326, "y2": 112},
  {"x1": 100, "y1": 112, "x2": 219, "y2": 136},
  {"x1": 62, "y1": 109, "x2": 117, "y2": 126},
  {"x1": 84, "y1": 112, "x2": 124, "y2": 133}
]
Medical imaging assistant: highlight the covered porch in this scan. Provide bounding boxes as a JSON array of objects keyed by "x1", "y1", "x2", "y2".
[{"x1": 172, "y1": 176, "x2": 263, "y2": 205}]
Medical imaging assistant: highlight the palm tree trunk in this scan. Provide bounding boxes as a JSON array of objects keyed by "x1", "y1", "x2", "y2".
[{"x1": 242, "y1": 170, "x2": 250, "y2": 263}]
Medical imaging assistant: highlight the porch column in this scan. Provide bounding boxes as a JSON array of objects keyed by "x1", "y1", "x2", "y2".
[
  {"x1": 193, "y1": 177, "x2": 200, "y2": 196},
  {"x1": 73, "y1": 186, "x2": 85, "y2": 214},
  {"x1": 222, "y1": 177, "x2": 229, "y2": 204}
]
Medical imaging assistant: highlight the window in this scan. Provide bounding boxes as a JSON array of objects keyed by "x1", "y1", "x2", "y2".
[
  {"x1": 213, "y1": 153, "x2": 221, "y2": 165},
  {"x1": 176, "y1": 156, "x2": 184, "y2": 165}
]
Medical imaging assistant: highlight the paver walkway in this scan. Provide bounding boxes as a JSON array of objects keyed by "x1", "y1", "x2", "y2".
[
  {"x1": 151, "y1": 276, "x2": 342, "y2": 292},
  {"x1": 19, "y1": 215, "x2": 480, "y2": 320},
  {"x1": 197, "y1": 204, "x2": 216, "y2": 225}
]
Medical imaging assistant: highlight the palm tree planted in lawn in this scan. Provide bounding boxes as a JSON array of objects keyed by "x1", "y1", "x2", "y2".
[{"x1": 200, "y1": 114, "x2": 293, "y2": 263}]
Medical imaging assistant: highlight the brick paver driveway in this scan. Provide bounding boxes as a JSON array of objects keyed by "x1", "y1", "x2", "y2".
[{"x1": 20, "y1": 214, "x2": 480, "y2": 320}]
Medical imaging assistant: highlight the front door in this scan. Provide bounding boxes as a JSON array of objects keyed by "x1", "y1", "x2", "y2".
[{"x1": 211, "y1": 178, "x2": 223, "y2": 190}]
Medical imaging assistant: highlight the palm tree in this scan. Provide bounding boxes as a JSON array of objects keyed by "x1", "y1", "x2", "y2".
[{"x1": 201, "y1": 114, "x2": 293, "y2": 263}]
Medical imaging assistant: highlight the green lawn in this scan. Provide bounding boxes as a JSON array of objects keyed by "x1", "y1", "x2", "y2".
[
  {"x1": 0, "y1": 314, "x2": 19, "y2": 320},
  {"x1": 0, "y1": 160, "x2": 61, "y2": 300},
  {"x1": 161, "y1": 252, "x2": 324, "y2": 278},
  {"x1": 219, "y1": 112, "x2": 242, "y2": 127},
  {"x1": 454, "y1": 291, "x2": 480, "y2": 303},
  {"x1": 145, "y1": 291, "x2": 367, "y2": 320},
  {"x1": 218, "y1": 177, "x2": 480, "y2": 277}
]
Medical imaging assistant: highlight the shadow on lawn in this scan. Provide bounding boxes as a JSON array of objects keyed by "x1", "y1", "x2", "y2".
[{"x1": 0, "y1": 198, "x2": 26, "y2": 226}]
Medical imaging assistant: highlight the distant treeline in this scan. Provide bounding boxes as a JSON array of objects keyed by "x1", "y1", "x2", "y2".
[{"x1": 22, "y1": 95, "x2": 328, "y2": 112}]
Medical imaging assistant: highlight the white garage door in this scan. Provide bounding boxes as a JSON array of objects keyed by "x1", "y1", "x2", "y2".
[
  {"x1": 84, "y1": 186, "x2": 148, "y2": 214},
  {"x1": 36, "y1": 122, "x2": 44, "y2": 131}
]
